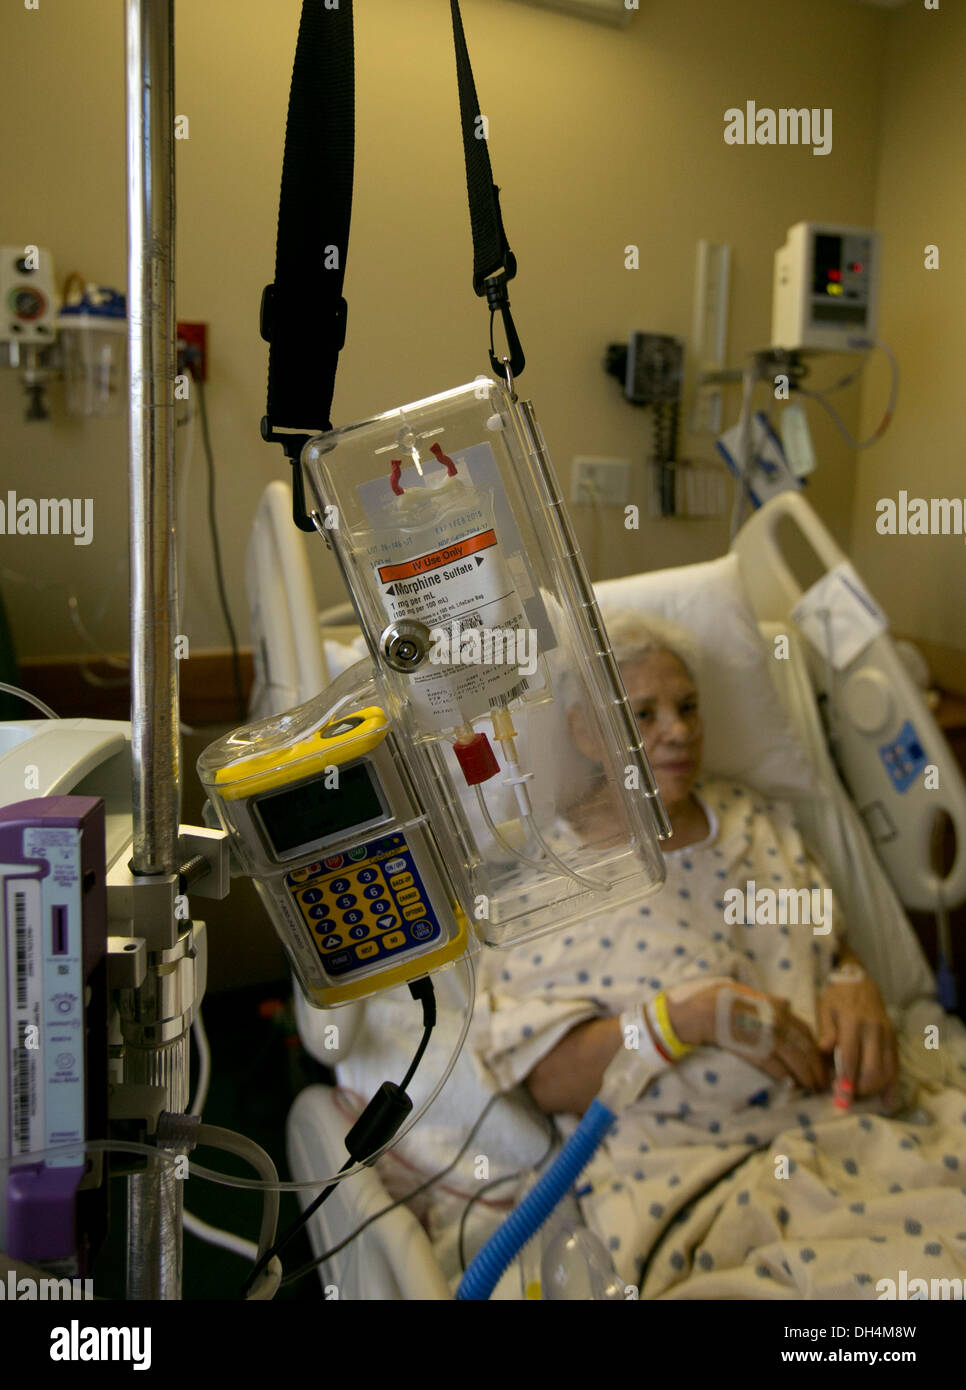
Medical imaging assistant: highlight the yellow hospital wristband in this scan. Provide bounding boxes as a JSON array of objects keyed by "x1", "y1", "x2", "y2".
[{"x1": 650, "y1": 991, "x2": 693, "y2": 1060}]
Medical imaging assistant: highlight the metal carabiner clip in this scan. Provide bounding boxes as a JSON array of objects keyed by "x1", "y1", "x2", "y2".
[{"x1": 484, "y1": 270, "x2": 525, "y2": 393}]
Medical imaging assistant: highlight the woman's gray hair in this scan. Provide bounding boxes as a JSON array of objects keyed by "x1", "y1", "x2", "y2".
[
  {"x1": 552, "y1": 605, "x2": 701, "y2": 716},
  {"x1": 598, "y1": 607, "x2": 700, "y2": 681}
]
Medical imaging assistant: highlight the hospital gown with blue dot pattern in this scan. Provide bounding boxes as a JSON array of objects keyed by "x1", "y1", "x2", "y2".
[{"x1": 469, "y1": 778, "x2": 966, "y2": 1298}]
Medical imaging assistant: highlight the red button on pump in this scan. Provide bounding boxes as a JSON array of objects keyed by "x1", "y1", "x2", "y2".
[{"x1": 452, "y1": 732, "x2": 500, "y2": 785}]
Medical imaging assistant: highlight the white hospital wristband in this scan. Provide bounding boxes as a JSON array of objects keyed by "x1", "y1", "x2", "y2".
[{"x1": 600, "y1": 1006, "x2": 670, "y2": 1112}]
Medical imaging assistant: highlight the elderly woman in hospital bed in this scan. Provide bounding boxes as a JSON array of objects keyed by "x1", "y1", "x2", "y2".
[
  {"x1": 501, "y1": 610, "x2": 895, "y2": 1112},
  {"x1": 469, "y1": 607, "x2": 966, "y2": 1298},
  {"x1": 290, "y1": 565, "x2": 966, "y2": 1299}
]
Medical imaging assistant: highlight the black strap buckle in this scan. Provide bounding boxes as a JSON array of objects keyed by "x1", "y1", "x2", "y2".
[{"x1": 260, "y1": 284, "x2": 347, "y2": 352}]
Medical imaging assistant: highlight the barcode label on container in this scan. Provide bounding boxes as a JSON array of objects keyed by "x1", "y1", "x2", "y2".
[{"x1": 5, "y1": 876, "x2": 42, "y2": 1157}]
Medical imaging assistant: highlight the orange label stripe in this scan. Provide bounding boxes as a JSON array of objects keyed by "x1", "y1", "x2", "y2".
[{"x1": 377, "y1": 529, "x2": 496, "y2": 582}]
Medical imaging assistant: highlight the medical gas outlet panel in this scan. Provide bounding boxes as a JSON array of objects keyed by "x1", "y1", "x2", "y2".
[{"x1": 0, "y1": 246, "x2": 57, "y2": 349}]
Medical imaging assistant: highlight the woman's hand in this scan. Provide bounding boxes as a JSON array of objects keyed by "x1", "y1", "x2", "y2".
[
  {"x1": 665, "y1": 978, "x2": 828, "y2": 1092},
  {"x1": 816, "y1": 959, "x2": 899, "y2": 1099}
]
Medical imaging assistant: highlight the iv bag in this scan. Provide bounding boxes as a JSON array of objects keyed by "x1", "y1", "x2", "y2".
[
  {"x1": 302, "y1": 378, "x2": 668, "y2": 950},
  {"x1": 355, "y1": 469, "x2": 533, "y2": 731}
]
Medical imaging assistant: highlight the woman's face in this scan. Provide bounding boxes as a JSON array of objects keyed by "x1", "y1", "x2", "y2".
[{"x1": 621, "y1": 650, "x2": 703, "y2": 808}]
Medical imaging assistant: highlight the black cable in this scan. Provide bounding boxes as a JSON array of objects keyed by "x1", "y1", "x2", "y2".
[
  {"x1": 399, "y1": 975, "x2": 436, "y2": 1090},
  {"x1": 279, "y1": 1085, "x2": 549, "y2": 1290},
  {"x1": 195, "y1": 378, "x2": 245, "y2": 722},
  {"x1": 242, "y1": 977, "x2": 437, "y2": 1296}
]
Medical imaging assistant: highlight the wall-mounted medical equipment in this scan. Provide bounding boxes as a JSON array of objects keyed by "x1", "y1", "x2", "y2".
[
  {"x1": 771, "y1": 222, "x2": 879, "y2": 354},
  {"x1": 690, "y1": 239, "x2": 732, "y2": 435},
  {"x1": 606, "y1": 332, "x2": 685, "y2": 408},
  {"x1": 604, "y1": 331, "x2": 717, "y2": 519},
  {"x1": 0, "y1": 794, "x2": 108, "y2": 1278},
  {"x1": 58, "y1": 286, "x2": 127, "y2": 419},
  {"x1": 0, "y1": 244, "x2": 58, "y2": 421},
  {"x1": 704, "y1": 221, "x2": 893, "y2": 540},
  {"x1": 0, "y1": 247, "x2": 128, "y2": 422}
]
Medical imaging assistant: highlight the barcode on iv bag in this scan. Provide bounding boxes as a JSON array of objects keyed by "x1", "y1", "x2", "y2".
[{"x1": 490, "y1": 677, "x2": 530, "y2": 707}]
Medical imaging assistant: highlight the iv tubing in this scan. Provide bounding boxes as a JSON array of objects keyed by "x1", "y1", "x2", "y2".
[
  {"x1": 474, "y1": 782, "x2": 546, "y2": 870},
  {"x1": 477, "y1": 707, "x2": 608, "y2": 890},
  {"x1": 475, "y1": 779, "x2": 607, "y2": 891},
  {"x1": 455, "y1": 1096, "x2": 616, "y2": 1300},
  {"x1": 3, "y1": 956, "x2": 479, "y2": 1195},
  {"x1": 524, "y1": 813, "x2": 609, "y2": 892},
  {"x1": 0, "y1": 680, "x2": 59, "y2": 720}
]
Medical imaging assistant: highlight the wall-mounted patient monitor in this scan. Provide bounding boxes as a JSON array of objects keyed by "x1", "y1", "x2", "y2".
[{"x1": 772, "y1": 222, "x2": 879, "y2": 353}]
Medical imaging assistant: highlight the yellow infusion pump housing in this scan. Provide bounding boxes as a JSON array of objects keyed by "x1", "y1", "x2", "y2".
[{"x1": 201, "y1": 704, "x2": 469, "y2": 1007}]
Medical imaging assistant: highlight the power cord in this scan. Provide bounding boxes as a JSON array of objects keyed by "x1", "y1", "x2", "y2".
[
  {"x1": 280, "y1": 1084, "x2": 556, "y2": 1291},
  {"x1": 794, "y1": 340, "x2": 898, "y2": 451},
  {"x1": 241, "y1": 976, "x2": 437, "y2": 1297},
  {"x1": 194, "y1": 376, "x2": 245, "y2": 722}
]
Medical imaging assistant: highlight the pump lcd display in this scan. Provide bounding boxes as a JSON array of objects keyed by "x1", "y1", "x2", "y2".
[{"x1": 253, "y1": 761, "x2": 388, "y2": 859}]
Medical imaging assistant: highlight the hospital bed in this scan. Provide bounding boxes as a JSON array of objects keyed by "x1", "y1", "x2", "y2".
[{"x1": 247, "y1": 482, "x2": 966, "y2": 1299}]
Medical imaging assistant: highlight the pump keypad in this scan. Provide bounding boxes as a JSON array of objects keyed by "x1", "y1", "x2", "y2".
[{"x1": 283, "y1": 834, "x2": 442, "y2": 976}]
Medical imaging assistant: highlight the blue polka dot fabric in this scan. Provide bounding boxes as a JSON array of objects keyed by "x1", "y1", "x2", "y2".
[{"x1": 465, "y1": 778, "x2": 966, "y2": 1300}]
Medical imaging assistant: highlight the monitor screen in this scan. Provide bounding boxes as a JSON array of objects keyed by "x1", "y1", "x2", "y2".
[{"x1": 254, "y1": 761, "x2": 385, "y2": 858}]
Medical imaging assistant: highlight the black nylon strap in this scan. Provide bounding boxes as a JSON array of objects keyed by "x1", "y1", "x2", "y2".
[
  {"x1": 450, "y1": 0, "x2": 513, "y2": 293},
  {"x1": 261, "y1": 0, "x2": 522, "y2": 529},
  {"x1": 450, "y1": 0, "x2": 524, "y2": 379},
  {"x1": 261, "y1": 0, "x2": 354, "y2": 491}
]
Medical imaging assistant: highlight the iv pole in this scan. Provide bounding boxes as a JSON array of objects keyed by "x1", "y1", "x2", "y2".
[{"x1": 123, "y1": 0, "x2": 187, "y2": 1300}]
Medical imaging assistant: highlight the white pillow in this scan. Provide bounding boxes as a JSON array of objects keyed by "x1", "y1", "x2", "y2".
[
  {"x1": 320, "y1": 628, "x2": 368, "y2": 683},
  {"x1": 594, "y1": 553, "x2": 817, "y2": 801}
]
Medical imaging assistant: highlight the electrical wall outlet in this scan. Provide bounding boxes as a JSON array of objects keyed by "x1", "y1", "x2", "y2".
[
  {"x1": 571, "y1": 457, "x2": 631, "y2": 505},
  {"x1": 176, "y1": 321, "x2": 207, "y2": 381}
]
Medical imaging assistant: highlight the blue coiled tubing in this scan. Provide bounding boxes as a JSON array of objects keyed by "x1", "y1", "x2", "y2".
[{"x1": 455, "y1": 1096, "x2": 616, "y2": 1301}]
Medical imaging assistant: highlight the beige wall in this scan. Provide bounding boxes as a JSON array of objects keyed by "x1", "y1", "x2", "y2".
[
  {"x1": 852, "y1": 0, "x2": 966, "y2": 685},
  {"x1": 2, "y1": 0, "x2": 889, "y2": 662}
]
